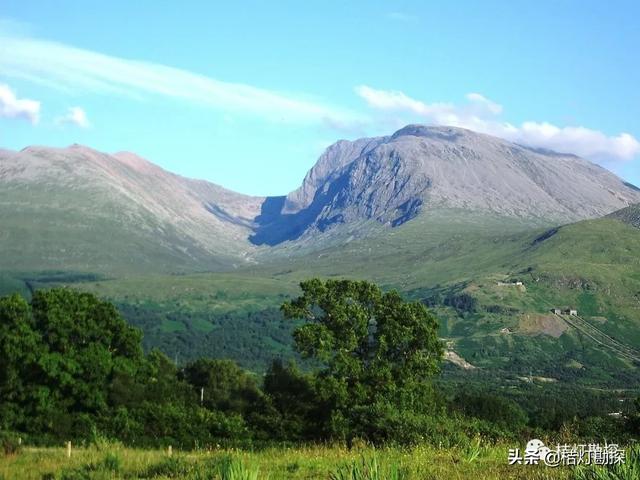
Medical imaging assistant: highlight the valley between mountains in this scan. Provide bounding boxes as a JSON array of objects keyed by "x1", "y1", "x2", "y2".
[{"x1": 2, "y1": 125, "x2": 640, "y2": 388}]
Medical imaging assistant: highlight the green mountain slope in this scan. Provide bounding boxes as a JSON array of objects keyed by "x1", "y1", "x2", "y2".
[
  {"x1": 0, "y1": 146, "x2": 263, "y2": 275},
  {"x1": 36, "y1": 208, "x2": 638, "y2": 387},
  {"x1": 2, "y1": 131, "x2": 639, "y2": 385}
]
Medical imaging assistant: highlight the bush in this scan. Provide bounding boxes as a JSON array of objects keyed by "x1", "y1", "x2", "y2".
[
  {"x1": 101, "y1": 452, "x2": 122, "y2": 473},
  {"x1": 0, "y1": 431, "x2": 22, "y2": 456}
]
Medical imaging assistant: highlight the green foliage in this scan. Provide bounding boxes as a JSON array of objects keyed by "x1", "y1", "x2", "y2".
[
  {"x1": 0, "y1": 289, "x2": 250, "y2": 447},
  {"x1": 628, "y1": 397, "x2": 640, "y2": 435},
  {"x1": 182, "y1": 358, "x2": 262, "y2": 413},
  {"x1": 282, "y1": 279, "x2": 443, "y2": 443},
  {"x1": 260, "y1": 360, "x2": 320, "y2": 440},
  {"x1": 0, "y1": 288, "x2": 144, "y2": 437},
  {"x1": 573, "y1": 445, "x2": 640, "y2": 480},
  {"x1": 139, "y1": 457, "x2": 198, "y2": 478},
  {"x1": 217, "y1": 456, "x2": 261, "y2": 480},
  {"x1": 0, "y1": 431, "x2": 22, "y2": 456},
  {"x1": 330, "y1": 455, "x2": 407, "y2": 480},
  {"x1": 462, "y1": 436, "x2": 483, "y2": 463},
  {"x1": 452, "y1": 392, "x2": 528, "y2": 431},
  {"x1": 42, "y1": 452, "x2": 123, "y2": 480},
  {"x1": 0, "y1": 282, "x2": 633, "y2": 452}
]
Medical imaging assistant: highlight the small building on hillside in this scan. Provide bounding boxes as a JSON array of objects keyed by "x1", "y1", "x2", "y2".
[{"x1": 551, "y1": 308, "x2": 578, "y2": 316}]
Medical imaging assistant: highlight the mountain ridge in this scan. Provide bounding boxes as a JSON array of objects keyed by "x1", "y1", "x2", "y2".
[
  {"x1": 2, "y1": 125, "x2": 640, "y2": 270},
  {"x1": 0, "y1": 144, "x2": 263, "y2": 273},
  {"x1": 250, "y1": 125, "x2": 640, "y2": 245}
]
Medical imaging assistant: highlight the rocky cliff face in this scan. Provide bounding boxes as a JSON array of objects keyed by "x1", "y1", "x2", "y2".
[
  {"x1": 283, "y1": 136, "x2": 388, "y2": 214},
  {"x1": 249, "y1": 125, "x2": 640, "y2": 245}
]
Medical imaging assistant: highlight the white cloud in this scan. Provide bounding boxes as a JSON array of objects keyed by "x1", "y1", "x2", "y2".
[
  {"x1": 0, "y1": 34, "x2": 360, "y2": 128},
  {"x1": 356, "y1": 85, "x2": 640, "y2": 163},
  {"x1": 465, "y1": 92, "x2": 503, "y2": 115},
  {"x1": 55, "y1": 106, "x2": 90, "y2": 128},
  {"x1": 0, "y1": 83, "x2": 40, "y2": 124}
]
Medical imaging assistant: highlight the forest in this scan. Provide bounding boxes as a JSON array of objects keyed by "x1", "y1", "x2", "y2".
[{"x1": 1, "y1": 279, "x2": 637, "y2": 451}]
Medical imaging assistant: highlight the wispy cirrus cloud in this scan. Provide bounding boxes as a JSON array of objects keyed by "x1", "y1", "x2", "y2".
[
  {"x1": 0, "y1": 83, "x2": 40, "y2": 124},
  {"x1": 55, "y1": 106, "x2": 90, "y2": 128},
  {"x1": 1, "y1": 24, "x2": 637, "y2": 167},
  {"x1": 355, "y1": 85, "x2": 640, "y2": 163},
  {"x1": 0, "y1": 33, "x2": 361, "y2": 128}
]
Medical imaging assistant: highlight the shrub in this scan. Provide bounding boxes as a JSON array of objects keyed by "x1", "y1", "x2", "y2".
[
  {"x1": 0, "y1": 431, "x2": 22, "y2": 456},
  {"x1": 101, "y1": 452, "x2": 122, "y2": 473},
  {"x1": 217, "y1": 455, "x2": 261, "y2": 480},
  {"x1": 330, "y1": 455, "x2": 407, "y2": 480}
]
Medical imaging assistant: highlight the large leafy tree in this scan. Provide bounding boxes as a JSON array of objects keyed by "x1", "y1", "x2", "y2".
[
  {"x1": 281, "y1": 279, "x2": 443, "y2": 442},
  {"x1": 0, "y1": 288, "x2": 144, "y2": 434},
  {"x1": 31, "y1": 289, "x2": 143, "y2": 418},
  {"x1": 0, "y1": 294, "x2": 40, "y2": 428}
]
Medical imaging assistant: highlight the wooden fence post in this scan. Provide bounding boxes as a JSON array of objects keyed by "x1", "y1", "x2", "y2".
[{"x1": 66, "y1": 441, "x2": 72, "y2": 458}]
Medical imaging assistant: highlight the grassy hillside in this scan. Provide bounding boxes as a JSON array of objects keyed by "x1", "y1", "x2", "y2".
[
  {"x1": 4, "y1": 208, "x2": 639, "y2": 384},
  {"x1": 0, "y1": 184, "x2": 229, "y2": 275},
  {"x1": 0, "y1": 146, "x2": 264, "y2": 275}
]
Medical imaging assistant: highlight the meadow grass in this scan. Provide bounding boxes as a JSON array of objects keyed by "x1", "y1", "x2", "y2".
[{"x1": 0, "y1": 443, "x2": 575, "y2": 480}]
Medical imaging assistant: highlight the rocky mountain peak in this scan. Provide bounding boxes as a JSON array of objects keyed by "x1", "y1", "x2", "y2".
[{"x1": 250, "y1": 125, "x2": 640, "y2": 246}]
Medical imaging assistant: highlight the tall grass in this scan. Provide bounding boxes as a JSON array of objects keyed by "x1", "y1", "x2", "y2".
[
  {"x1": 462, "y1": 437, "x2": 483, "y2": 463},
  {"x1": 330, "y1": 455, "x2": 407, "y2": 480},
  {"x1": 572, "y1": 445, "x2": 639, "y2": 480},
  {"x1": 218, "y1": 455, "x2": 262, "y2": 480}
]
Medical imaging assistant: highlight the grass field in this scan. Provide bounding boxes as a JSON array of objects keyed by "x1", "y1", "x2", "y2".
[{"x1": 0, "y1": 443, "x2": 580, "y2": 480}]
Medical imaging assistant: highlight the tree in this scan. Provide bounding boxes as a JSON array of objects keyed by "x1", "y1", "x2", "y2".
[
  {"x1": 261, "y1": 359, "x2": 320, "y2": 440},
  {"x1": 281, "y1": 279, "x2": 443, "y2": 442},
  {"x1": 0, "y1": 288, "x2": 144, "y2": 436},
  {"x1": 453, "y1": 391, "x2": 528, "y2": 431},
  {"x1": 0, "y1": 294, "x2": 41, "y2": 429},
  {"x1": 628, "y1": 397, "x2": 640, "y2": 435},
  {"x1": 31, "y1": 289, "x2": 143, "y2": 420},
  {"x1": 182, "y1": 358, "x2": 262, "y2": 414}
]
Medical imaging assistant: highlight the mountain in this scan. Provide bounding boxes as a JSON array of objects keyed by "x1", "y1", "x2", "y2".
[
  {"x1": 250, "y1": 125, "x2": 640, "y2": 245},
  {"x1": 3, "y1": 126, "x2": 638, "y2": 267},
  {"x1": 2, "y1": 125, "x2": 640, "y2": 381},
  {"x1": 0, "y1": 145, "x2": 263, "y2": 274}
]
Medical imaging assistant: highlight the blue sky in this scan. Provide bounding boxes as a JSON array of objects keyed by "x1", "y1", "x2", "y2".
[{"x1": 1, "y1": 1, "x2": 638, "y2": 195}]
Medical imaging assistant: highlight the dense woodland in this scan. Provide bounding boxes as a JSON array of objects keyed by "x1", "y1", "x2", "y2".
[{"x1": 0, "y1": 280, "x2": 638, "y2": 451}]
